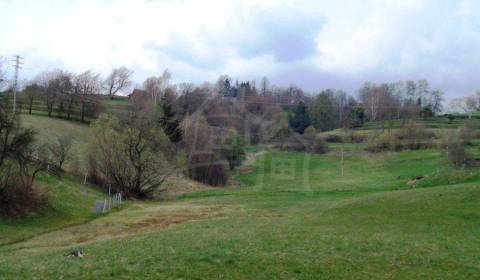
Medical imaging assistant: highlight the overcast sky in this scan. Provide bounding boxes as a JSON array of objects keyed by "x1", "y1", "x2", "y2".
[{"x1": 1, "y1": 0, "x2": 479, "y2": 98}]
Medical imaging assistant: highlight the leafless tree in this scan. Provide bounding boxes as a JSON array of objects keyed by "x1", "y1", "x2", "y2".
[
  {"x1": 76, "y1": 70, "x2": 101, "y2": 122},
  {"x1": 0, "y1": 57, "x2": 6, "y2": 89},
  {"x1": 48, "y1": 136, "x2": 73, "y2": 169},
  {"x1": 23, "y1": 83, "x2": 41, "y2": 114},
  {"x1": 88, "y1": 112, "x2": 182, "y2": 198},
  {"x1": 260, "y1": 76, "x2": 269, "y2": 96},
  {"x1": 359, "y1": 82, "x2": 382, "y2": 121},
  {"x1": 143, "y1": 77, "x2": 162, "y2": 105},
  {"x1": 449, "y1": 96, "x2": 477, "y2": 119},
  {"x1": 104, "y1": 66, "x2": 133, "y2": 99},
  {"x1": 142, "y1": 69, "x2": 171, "y2": 105}
]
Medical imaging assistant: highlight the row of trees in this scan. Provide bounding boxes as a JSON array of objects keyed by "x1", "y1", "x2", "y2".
[
  {"x1": 359, "y1": 80, "x2": 444, "y2": 122},
  {"x1": 288, "y1": 80, "x2": 445, "y2": 134},
  {"x1": 4, "y1": 56, "x2": 480, "y2": 217},
  {"x1": 16, "y1": 67, "x2": 133, "y2": 122},
  {"x1": 448, "y1": 91, "x2": 480, "y2": 119}
]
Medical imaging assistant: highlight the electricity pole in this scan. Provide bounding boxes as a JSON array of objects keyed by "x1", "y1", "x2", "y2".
[{"x1": 11, "y1": 55, "x2": 23, "y2": 114}]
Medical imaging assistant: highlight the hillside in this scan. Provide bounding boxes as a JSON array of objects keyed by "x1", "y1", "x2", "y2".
[
  {"x1": 0, "y1": 174, "x2": 105, "y2": 246},
  {"x1": 1, "y1": 132, "x2": 480, "y2": 278}
]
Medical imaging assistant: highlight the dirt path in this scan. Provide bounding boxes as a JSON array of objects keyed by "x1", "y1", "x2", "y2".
[{"x1": 2, "y1": 201, "x2": 233, "y2": 257}]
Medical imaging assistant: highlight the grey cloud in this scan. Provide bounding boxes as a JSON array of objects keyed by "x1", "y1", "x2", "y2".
[
  {"x1": 234, "y1": 7, "x2": 324, "y2": 62},
  {"x1": 151, "y1": 35, "x2": 228, "y2": 69}
]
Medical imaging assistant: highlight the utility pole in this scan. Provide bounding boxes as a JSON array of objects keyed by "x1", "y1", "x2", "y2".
[
  {"x1": 11, "y1": 55, "x2": 23, "y2": 114},
  {"x1": 341, "y1": 146, "x2": 344, "y2": 177}
]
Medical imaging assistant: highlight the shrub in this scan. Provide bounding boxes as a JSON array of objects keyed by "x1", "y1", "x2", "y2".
[
  {"x1": 47, "y1": 136, "x2": 73, "y2": 170},
  {"x1": 324, "y1": 134, "x2": 343, "y2": 143},
  {"x1": 458, "y1": 120, "x2": 480, "y2": 145},
  {"x1": 368, "y1": 122, "x2": 436, "y2": 152},
  {"x1": 220, "y1": 129, "x2": 246, "y2": 171},
  {"x1": 367, "y1": 132, "x2": 398, "y2": 152},
  {"x1": 274, "y1": 134, "x2": 307, "y2": 152},
  {"x1": 441, "y1": 130, "x2": 475, "y2": 169},
  {"x1": 183, "y1": 115, "x2": 229, "y2": 186},
  {"x1": 274, "y1": 131, "x2": 328, "y2": 154},
  {"x1": 0, "y1": 103, "x2": 50, "y2": 217},
  {"x1": 0, "y1": 166, "x2": 49, "y2": 217},
  {"x1": 447, "y1": 142, "x2": 469, "y2": 168},
  {"x1": 310, "y1": 137, "x2": 329, "y2": 154},
  {"x1": 397, "y1": 121, "x2": 435, "y2": 141},
  {"x1": 188, "y1": 152, "x2": 229, "y2": 186},
  {"x1": 344, "y1": 133, "x2": 366, "y2": 143},
  {"x1": 88, "y1": 113, "x2": 183, "y2": 199},
  {"x1": 446, "y1": 114, "x2": 455, "y2": 124}
]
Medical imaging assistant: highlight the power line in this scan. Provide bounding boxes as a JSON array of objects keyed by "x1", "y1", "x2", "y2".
[{"x1": 11, "y1": 55, "x2": 23, "y2": 114}]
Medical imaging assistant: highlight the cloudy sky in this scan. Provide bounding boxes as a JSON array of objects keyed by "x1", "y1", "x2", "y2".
[{"x1": 1, "y1": 0, "x2": 479, "y2": 98}]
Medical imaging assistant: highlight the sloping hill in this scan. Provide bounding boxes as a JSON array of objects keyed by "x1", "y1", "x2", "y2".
[
  {"x1": 0, "y1": 148, "x2": 479, "y2": 279},
  {"x1": 0, "y1": 174, "x2": 105, "y2": 247},
  {"x1": 21, "y1": 114, "x2": 90, "y2": 171},
  {"x1": 0, "y1": 181, "x2": 478, "y2": 279}
]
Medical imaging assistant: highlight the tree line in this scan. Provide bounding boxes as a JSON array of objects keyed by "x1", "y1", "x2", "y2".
[
  {"x1": 11, "y1": 67, "x2": 133, "y2": 122},
  {"x1": 5, "y1": 59, "x2": 480, "y2": 218}
]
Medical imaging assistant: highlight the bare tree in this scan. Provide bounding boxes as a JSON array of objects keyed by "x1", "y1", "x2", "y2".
[
  {"x1": 0, "y1": 57, "x2": 6, "y2": 90},
  {"x1": 142, "y1": 69, "x2": 171, "y2": 105},
  {"x1": 23, "y1": 83, "x2": 41, "y2": 114},
  {"x1": 449, "y1": 96, "x2": 477, "y2": 119},
  {"x1": 88, "y1": 113, "x2": 182, "y2": 198},
  {"x1": 143, "y1": 77, "x2": 163, "y2": 105},
  {"x1": 359, "y1": 82, "x2": 382, "y2": 121},
  {"x1": 161, "y1": 69, "x2": 171, "y2": 92},
  {"x1": 260, "y1": 76, "x2": 269, "y2": 96},
  {"x1": 48, "y1": 136, "x2": 73, "y2": 169},
  {"x1": 76, "y1": 70, "x2": 101, "y2": 122},
  {"x1": 35, "y1": 70, "x2": 74, "y2": 118},
  {"x1": 104, "y1": 66, "x2": 133, "y2": 99}
]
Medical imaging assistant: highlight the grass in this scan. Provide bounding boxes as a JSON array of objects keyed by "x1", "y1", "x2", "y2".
[
  {"x1": 0, "y1": 174, "x2": 104, "y2": 247},
  {"x1": 1, "y1": 145, "x2": 479, "y2": 279},
  {"x1": 16, "y1": 93, "x2": 131, "y2": 123},
  {"x1": 20, "y1": 114, "x2": 91, "y2": 171},
  {"x1": 1, "y1": 115, "x2": 480, "y2": 279}
]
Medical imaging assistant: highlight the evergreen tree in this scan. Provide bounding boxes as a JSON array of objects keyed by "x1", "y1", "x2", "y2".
[
  {"x1": 309, "y1": 92, "x2": 335, "y2": 131},
  {"x1": 221, "y1": 129, "x2": 246, "y2": 171},
  {"x1": 159, "y1": 97, "x2": 182, "y2": 143},
  {"x1": 289, "y1": 101, "x2": 311, "y2": 134},
  {"x1": 347, "y1": 106, "x2": 365, "y2": 128}
]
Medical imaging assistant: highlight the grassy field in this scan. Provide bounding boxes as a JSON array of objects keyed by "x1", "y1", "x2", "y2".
[
  {"x1": 16, "y1": 92, "x2": 131, "y2": 121},
  {"x1": 20, "y1": 114, "x2": 91, "y2": 172},
  {"x1": 1, "y1": 115, "x2": 479, "y2": 278},
  {"x1": 1, "y1": 141, "x2": 479, "y2": 279},
  {"x1": 0, "y1": 174, "x2": 105, "y2": 247}
]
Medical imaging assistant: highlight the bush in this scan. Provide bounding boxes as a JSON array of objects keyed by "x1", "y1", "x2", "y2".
[
  {"x1": 273, "y1": 131, "x2": 328, "y2": 154},
  {"x1": 0, "y1": 103, "x2": 51, "y2": 217},
  {"x1": 367, "y1": 132, "x2": 398, "y2": 152},
  {"x1": 220, "y1": 129, "x2": 246, "y2": 170},
  {"x1": 458, "y1": 120, "x2": 480, "y2": 145},
  {"x1": 447, "y1": 142, "x2": 469, "y2": 168},
  {"x1": 344, "y1": 132, "x2": 366, "y2": 143},
  {"x1": 368, "y1": 122, "x2": 436, "y2": 152},
  {"x1": 441, "y1": 130, "x2": 475, "y2": 169},
  {"x1": 47, "y1": 136, "x2": 73, "y2": 170},
  {"x1": 324, "y1": 134, "x2": 343, "y2": 143},
  {"x1": 310, "y1": 137, "x2": 329, "y2": 154},
  {"x1": 188, "y1": 152, "x2": 229, "y2": 186},
  {"x1": 0, "y1": 163, "x2": 49, "y2": 217},
  {"x1": 88, "y1": 113, "x2": 183, "y2": 199},
  {"x1": 396, "y1": 122, "x2": 436, "y2": 141},
  {"x1": 274, "y1": 134, "x2": 307, "y2": 152}
]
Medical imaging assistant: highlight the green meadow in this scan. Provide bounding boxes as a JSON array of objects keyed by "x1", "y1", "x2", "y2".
[{"x1": 0, "y1": 115, "x2": 479, "y2": 279}]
